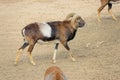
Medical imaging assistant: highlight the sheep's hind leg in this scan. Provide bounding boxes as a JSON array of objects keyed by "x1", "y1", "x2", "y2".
[
  {"x1": 14, "y1": 49, "x2": 23, "y2": 65},
  {"x1": 28, "y1": 52, "x2": 36, "y2": 65},
  {"x1": 27, "y1": 43, "x2": 36, "y2": 65},
  {"x1": 108, "y1": 3, "x2": 117, "y2": 21},
  {"x1": 14, "y1": 42, "x2": 29, "y2": 65}
]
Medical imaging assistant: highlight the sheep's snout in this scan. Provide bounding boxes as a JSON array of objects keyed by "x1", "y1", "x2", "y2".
[{"x1": 78, "y1": 19, "x2": 85, "y2": 28}]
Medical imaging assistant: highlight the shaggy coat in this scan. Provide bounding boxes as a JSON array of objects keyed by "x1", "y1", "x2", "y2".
[{"x1": 14, "y1": 13, "x2": 85, "y2": 65}]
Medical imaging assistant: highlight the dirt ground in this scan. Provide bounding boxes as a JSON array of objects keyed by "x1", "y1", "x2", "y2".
[{"x1": 0, "y1": 0, "x2": 120, "y2": 80}]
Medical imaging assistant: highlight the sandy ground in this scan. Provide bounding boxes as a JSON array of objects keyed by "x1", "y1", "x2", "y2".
[{"x1": 0, "y1": 0, "x2": 120, "y2": 80}]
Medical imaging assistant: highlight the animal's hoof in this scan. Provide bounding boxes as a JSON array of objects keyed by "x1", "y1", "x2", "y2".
[
  {"x1": 72, "y1": 58, "x2": 76, "y2": 62},
  {"x1": 114, "y1": 18, "x2": 117, "y2": 21},
  {"x1": 53, "y1": 60, "x2": 56, "y2": 64},
  {"x1": 31, "y1": 61, "x2": 36, "y2": 65},
  {"x1": 14, "y1": 62, "x2": 18, "y2": 65},
  {"x1": 97, "y1": 18, "x2": 101, "y2": 22}
]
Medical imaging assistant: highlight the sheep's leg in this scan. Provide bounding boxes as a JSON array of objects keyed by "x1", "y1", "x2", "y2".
[
  {"x1": 27, "y1": 43, "x2": 36, "y2": 65},
  {"x1": 52, "y1": 43, "x2": 59, "y2": 63},
  {"x1": 98, "y1": 3, "x2": 108, "y2": 22},
  {"x1": 28, "y1": 52, "x2": 35, "y2": 65},
  {"x1": 14, "y1": 42, "x2": 29, "y2": 65},
  {"x1": 61, "y1": 41, "x2": 76, "y2": 62},
  {"x1": 14, "y1": 49, "x2": 23, "y2": 65},
  {"x1": 108, "y1": 3, "x2": 117, "y2": 21}
]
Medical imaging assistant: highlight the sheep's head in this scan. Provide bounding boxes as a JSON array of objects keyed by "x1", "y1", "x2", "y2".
[{"x1": 71, "y1": 15, "x2": 85, "y2": 29}]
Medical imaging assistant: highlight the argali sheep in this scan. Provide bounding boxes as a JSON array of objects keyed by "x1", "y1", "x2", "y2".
[
  {"x1": 14, "y1": 13, "x2": 85, "y2": 65},
  {"x1": 44, "y1": 66, "x2": 67, "y2": 80},
  {"x1": 98, "y1": 0, "x2": 120, "y2": 21}
]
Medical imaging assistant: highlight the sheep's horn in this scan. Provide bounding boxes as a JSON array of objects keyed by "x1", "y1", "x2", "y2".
[
  {"x1": 71, "y1": 15, "x2": 80, "y2": 29},
  {"x1": 65, "y1": 13, "x2": 76, "y2": 21}
]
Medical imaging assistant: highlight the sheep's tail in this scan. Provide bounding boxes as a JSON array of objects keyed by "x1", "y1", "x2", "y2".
[
  {"x1": 21, "y1": 28, "x2": 25, "y2": 37},
  {"x1": 21, "y1": 28, "x2": 28, "y2": 43}
]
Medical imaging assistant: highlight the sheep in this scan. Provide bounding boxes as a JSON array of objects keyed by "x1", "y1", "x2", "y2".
[
  {"x1": 14, "y1": 13, "x2": 85, "y2": 65},
  {"x1": 97, "y1": 0, "x2": 120, "y2": 21},
  {"x1": 44, "y1": 66, "x2": 67, "y2": 80}
]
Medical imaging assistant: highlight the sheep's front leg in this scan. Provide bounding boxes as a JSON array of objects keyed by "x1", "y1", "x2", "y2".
[
  {"x1": 61, "y1": 41, "x2": 76, "y2": 62},
  {"x1": 68, "y1": 51, "x2": 76, "y2": 62},
  {"x1": 97, "y1": 3, "x2": 108, "y2": 22},
  {"x1": 52, "y1": 43, "x2": 59, "y2": 63}
]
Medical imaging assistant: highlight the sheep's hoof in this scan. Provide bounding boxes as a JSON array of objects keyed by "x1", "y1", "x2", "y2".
[
  {"x1": 113, "y1": 18, "x2": 117, "y2": 21},
  {"x1": 30, "y1": 61, "x2": 36, "y2": 65},
  {"x1": 72, "y1": 57, "x2": 76, "y2": 62},
  {"x1": 53, "y1": 60, "x2": 56, "y2": 64},
  {"x1": 14, "y1": 61, "x2": 18, "y2": 65},
  {"x1": 97, "y1": 18, "x2": 101, "y2": 22}
]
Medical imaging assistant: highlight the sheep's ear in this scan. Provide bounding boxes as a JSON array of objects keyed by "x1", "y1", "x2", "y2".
[
  {"x1": 71, "y1": 15, "x2": 80, "y2": 29},
  {"x1": 65, "y1": 13, "x2": 76, "y2": 21}
]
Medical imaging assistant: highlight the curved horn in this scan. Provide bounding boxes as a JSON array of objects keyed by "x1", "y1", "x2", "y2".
[
  {"x1": 71, "y1": 14, "x2": 80, "y2": 29},
  {"x1": 65, "y1": 13, "x2": 76, "y2": 21}
]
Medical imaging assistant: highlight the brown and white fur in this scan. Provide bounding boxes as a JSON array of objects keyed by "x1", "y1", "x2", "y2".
[
  {"x1": 14, "y1": 13, "x2": 85, "y2": 65},
  {"x1": 98, "y1": 0, "x2": 120, "y2": 21},
  {"x1": 44, "y1": 66, "x2": 67, "y2": 80}
]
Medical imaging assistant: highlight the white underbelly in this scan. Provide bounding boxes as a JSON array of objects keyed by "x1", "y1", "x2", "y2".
[
  {"x1": 37, "y1": 40, "x2": 60, "y2": 45},
  {"x1": 110, "y1": 1, "x2": 120, "y2": 4}
]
